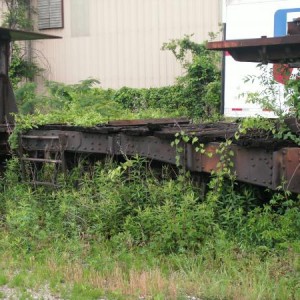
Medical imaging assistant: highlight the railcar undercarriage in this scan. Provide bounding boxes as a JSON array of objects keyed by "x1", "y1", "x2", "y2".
[{"x1": 18, "y1": 118, "x2": 300, "y2": 194}]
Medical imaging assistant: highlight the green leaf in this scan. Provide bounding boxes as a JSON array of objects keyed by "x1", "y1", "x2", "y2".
[{"x1": 192, "y1": 137, "x2": 198, "y2": 144}]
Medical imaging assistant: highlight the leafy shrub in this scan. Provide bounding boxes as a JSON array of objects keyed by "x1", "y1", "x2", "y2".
[
  {"x1": 2, "y1": 155, "x2": 299, "y2": 255},
  {"x1": 15, "y1": 82, "x2": 40, "y2": 114},
  {"x1": 13, "y1": 35, "x2": 221, "y2": 121},
  {"x1": 9, "y1": 44, "x2": 43, "y2": 87},
  {"x1": 162, "y1": 34, "x2": 221, "y2": 119},
  {"x1": 113, "y1": 85, "x2": 187, "y2": 115}
]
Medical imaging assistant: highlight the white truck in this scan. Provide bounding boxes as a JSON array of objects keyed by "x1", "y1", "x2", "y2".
[{"x1": 222, "y1": 0, "x2": 300, "y2": 117}]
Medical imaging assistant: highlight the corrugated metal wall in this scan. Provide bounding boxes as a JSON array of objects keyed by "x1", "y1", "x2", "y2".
[{"x1": 33, "y1": 0, "x2": 222, "y2": 88}]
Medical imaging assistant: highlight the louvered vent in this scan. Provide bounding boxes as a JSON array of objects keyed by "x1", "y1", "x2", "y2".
[{"x1": 38, "y1": 0, "x2": 63, "y2": 30}]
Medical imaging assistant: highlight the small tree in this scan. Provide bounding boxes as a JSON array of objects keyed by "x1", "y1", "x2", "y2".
[
  {"x1": 162, "y1": 34, "x2": 221, "y2": 119},
  {"x1": 1, "y1": 0, "x2": 42, "y2": 88}
]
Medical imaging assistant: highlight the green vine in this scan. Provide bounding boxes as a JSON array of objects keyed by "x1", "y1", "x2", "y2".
[
  {"x1": 171, "y1": 131, "x2": 213, "y2": 167},
  {"x1": 171, "y1": 131, "x2": 236, "y2": 207}
]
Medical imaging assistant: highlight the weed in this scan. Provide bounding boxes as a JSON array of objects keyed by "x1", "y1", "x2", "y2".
[{"x1": 0, "y1": 274, "x2": 8, "y2": 286}]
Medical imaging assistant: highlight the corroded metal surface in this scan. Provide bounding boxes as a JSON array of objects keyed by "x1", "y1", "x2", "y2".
[
  {"x1": 20, "y1": 120, "x2": 300, "y2": 194},
  {"x1": 206, "y1": 35, "x2": 300, "y2": 64},
  {"x1": 288, "y1": 18, "x2": 300, "y2": 35},
  {"x1": 207, "y1": 17, "x2": 300, "y2": 66},
  {"x1": 0, "y1": 28, "x2": 60, "y2": 125},
  {"x1": 0, "y1": 27, "x2": 61, "y2": 41}
]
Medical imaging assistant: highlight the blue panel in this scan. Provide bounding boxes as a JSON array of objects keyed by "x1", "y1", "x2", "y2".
[{"x1": 274, "y1": 8, "x2": 300, "y2": 37}]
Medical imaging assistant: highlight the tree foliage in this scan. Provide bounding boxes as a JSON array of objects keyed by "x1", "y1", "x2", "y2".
[
  {"x1": 1, "y1": 0, "x2": 42, "y2": 87},
  {"x1": 162, "y1": 34, "x2": 221, "y2": 119},
  {"x1": 2, "y1": 0, "x2": 34, "y2": 30}
]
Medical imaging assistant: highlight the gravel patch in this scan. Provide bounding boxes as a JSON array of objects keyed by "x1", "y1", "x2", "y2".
[{"x1": 0, "y1": 284, "x2": 62, "y2": 300}]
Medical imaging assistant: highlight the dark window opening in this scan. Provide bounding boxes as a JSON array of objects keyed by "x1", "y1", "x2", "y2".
[{"x1": 38, "y1": 0, "x2": 64, "y2": 30}]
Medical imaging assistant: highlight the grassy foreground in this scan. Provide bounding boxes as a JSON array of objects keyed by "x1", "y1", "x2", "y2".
[
  {"x1": 0, "y1": 242, "x2": 299, "y2": 300},
  {"x1": 0, "y1": 158, "x2": 299, "y2": 299}
]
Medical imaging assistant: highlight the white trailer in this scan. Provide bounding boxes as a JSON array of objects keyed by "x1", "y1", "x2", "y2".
[{"x1": 222, "y1": 0, "x2": 300, "y2": 117}]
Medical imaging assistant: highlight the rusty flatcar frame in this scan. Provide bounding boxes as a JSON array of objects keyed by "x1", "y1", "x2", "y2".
[{"x1": 19, "y1": 120, "x2": 300, "y2": 194}]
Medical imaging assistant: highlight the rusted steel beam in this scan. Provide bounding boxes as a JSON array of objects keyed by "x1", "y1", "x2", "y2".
[
  {"x1": 288, "y1": 18, "x2": 300, "y2": 35},
  {"x1": 0, "y1": 27, "x2": 61, "y2": 41},
  {"x1": 273, "y1": 148, "x2": 300, "y2": 193},
  {"x1": 206, "y1": 35, "x2": 300, "y2": 64},
  {"x1": 20, "y1": 125, "x2": 300, "y2": 194}
]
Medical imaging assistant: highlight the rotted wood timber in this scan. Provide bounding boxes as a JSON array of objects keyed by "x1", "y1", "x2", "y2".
[{"x1": 19, "y1": 118, "x2": 300, "y2": 194}]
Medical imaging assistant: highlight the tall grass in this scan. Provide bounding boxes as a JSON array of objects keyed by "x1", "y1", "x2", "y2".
[{"x1": 0, "y1": 156, "x2": 299, "y2": 299}]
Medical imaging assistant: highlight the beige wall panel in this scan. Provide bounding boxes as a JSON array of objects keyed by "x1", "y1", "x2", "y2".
[{"x1": 33, "y1": 0, "x2": 221, "y2": 89}]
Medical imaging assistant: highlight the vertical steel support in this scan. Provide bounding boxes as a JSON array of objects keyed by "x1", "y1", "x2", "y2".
[{"x1": 0, "y1": 41, "x2": 17, "y2": 123}]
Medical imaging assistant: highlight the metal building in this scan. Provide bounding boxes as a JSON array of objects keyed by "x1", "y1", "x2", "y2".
[{"x1": 32, "y1": 0, "x2": 222, "y2": 88}]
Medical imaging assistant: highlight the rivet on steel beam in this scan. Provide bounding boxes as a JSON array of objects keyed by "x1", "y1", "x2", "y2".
[{"x1": 252, "y1": 164, "x2": 256, "y2": 167}]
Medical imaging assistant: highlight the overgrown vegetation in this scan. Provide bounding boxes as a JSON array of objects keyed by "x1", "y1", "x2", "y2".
[
  {"x1": 1, "y1": 0, "x2": 42, "y2": 87},
  {"x1": 0, "y1": 15, "x2": 298, "y2": 297},
  {"x1": 241, "y1": 65, "x2": 300, "y2": 146},
  {"x1": 11, "y1": 34, "x2": 221, "y2": 120},
  {"x1": 0, "y1": 154, "x2": 299, "y2": 299},
  {"x1": 162, "y1": 34, "x2": 221, "y2": 119}
]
